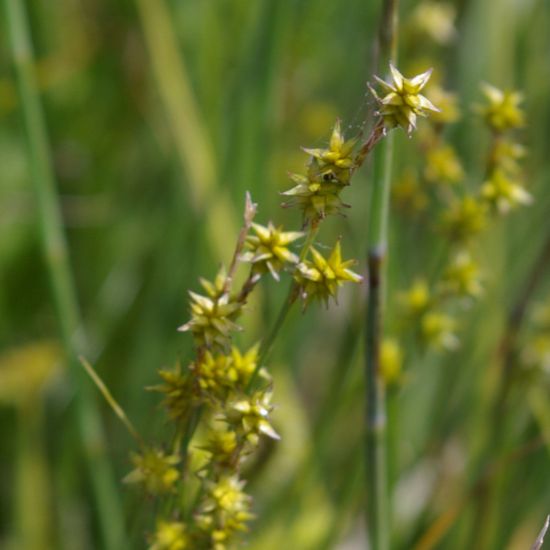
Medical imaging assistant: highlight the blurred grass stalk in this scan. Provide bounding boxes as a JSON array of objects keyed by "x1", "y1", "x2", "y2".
[
  {"x1": 134, "y1": 0, "x2": 238, "y2": 260},
  {"x1": 365, "y1": 1, "x2": 398, "y2": 549},
  {"x1": 3, "y1": 0, "x2": 124, "y2": 547}
]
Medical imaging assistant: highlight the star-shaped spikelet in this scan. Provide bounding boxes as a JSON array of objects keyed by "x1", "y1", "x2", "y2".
[
  {"x1": 478, "y1": 83, "x2": 524, "y2": 132},
  {"x1": 241, "y1": 222, "x2": 303, "y2": 280},
  {"x1": 294, "y1": 240, "x2": 363, "y2": 308},
  {"x1": 178, "y1": 269, "x2": 243, "y2": 349},
  {"x1": 370, "y1": 64, "x2": 440, "y2": 134}
]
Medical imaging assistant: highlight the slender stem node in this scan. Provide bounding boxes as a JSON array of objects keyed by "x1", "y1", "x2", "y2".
[{"x1": 364, "y1": 2, "x2": 399, "y2": 549}]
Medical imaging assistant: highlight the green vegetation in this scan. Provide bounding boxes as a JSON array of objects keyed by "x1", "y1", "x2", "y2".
[{"x1": 1, "y1": 0, "x2": 549, "y2": 549}]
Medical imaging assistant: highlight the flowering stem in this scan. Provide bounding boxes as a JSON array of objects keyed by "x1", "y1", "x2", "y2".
[
  {"x1": 246, "y1": 224, "x2": 319, "y2": 392},
  {"x1": 3, "y1": 0, "x2": 124, "y2": 547},
  {"x1": 225, "y1": 192, "x2": 257, "y2": 292},
  {"x1": 355, "y1": 119, "x2": 386, "y2": 170},
  {"x1": 364, "y1": 1, "x2": 398, "y2": 549}
]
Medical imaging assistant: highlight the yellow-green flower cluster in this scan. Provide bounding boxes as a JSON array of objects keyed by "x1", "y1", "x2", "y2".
[
  {"x1": 397, "y1": 250, "x2": 482, "y2": 354},
  {"x1": 398, "y1": 278, "x2": 460, "y2": 352},
  {"x1": 478, "y1": 83, "x2": 524, "y2": 133},
  {"x1": 409, "y1": 1, "x2": 457, "y2": 45},
  {"x1": 481, "y1": 168, "x2": 532, "y2": 214},
  {"x1": 399, "y1": 279, "x2": 431, "y2": 318},
  {"x1": 136, "y1": 194, "x2": 287, "y2": 550},
  {"x1": 302, "y1": 119, "x2": 357, "y2": 183},
  {"x1": 440, "y1": 251, "x2": 483, "y2": 299},
  {"x1": 370, "y1": 64, "x2": 439, "y2": 135},
  {"x1": 421, "y1": 311, "x2": 458, "y2": 351},
  {"x1": 201, "y1": 427, "x2": 239, "y2": 469},
  {"x1": 195, "y1": 475, "x2": 254, "y2": 550},
  {"x1": 150, "y1": 364, "x2": 197, "y2": 424},
  {"x1": 149, "y1": 520, "x2": 189, "y2": 550},
  {"x1": 124, "y1": 448, "x2": 180, "y2": 496},
  {"x1": 178, "y1": 269, "x2": 243, "y2": 350},
  {"x1": 130, "y1": 97, "x2": 389, "y2": 548},
  {"x1": 424, "y1": 143, "x2": 464, "y2": 185},
  {"x1": 225, "y1": 391, "x2": 280, "y2": 446},
  {"x1": 241, "y1": 222, "x2": 303, "y2": 280},
  {"x1": 478, "y1": 83, "x2": 531, "y2": 214},
  {"x1": 380, "y1": 338, "x2": 404, "y2": 386},
  {"x1": 282, "y1": 120, "x2": 357, "y2": 224},
  {"x1": 441, "y1": 195, "x2": 488, "y2": 243},
  {"x1": 294, "y1": 241, "x2": 363, "y2": 308},
  {"x1": 191, "y1": 345, "x2": 268, "y2": 403}
]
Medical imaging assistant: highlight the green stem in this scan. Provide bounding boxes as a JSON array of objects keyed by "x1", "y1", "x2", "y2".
[
  {"x1": 3, "y1": 1, "x2": 124, "y2": 547},
  {"x1": 246, "y1": 225, "x2": 319, "y2": 392},
  {"x1": 365, "y1": 2, "x2": 398, "y2": 548}
]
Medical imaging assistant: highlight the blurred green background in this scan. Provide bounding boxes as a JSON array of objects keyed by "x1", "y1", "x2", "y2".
[{"x1": 1, "y1": 0, "x2": 549, "y2": 548}]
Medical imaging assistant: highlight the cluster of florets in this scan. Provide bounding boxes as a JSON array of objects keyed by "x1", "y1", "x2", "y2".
[
  {"x1": 126, "y1": 64, "x2": 439, "y2": 547},
  {"x1": 124, "y1": 447, "x2": 181, "y2": 496},
  {"x1": 282, "y1": 120, "x2": 357, "y2": 225},
  {"x1": 194, "y1": 475, "x2": 254, "y2": 550},
  {"x1": 436, "y1": 83, "x2": 529, "y2": 246},
  {"x1": 189, "y1": 345, "x2": 267, "y2": 402},
  {"x1": 369, "y1": 64, "x2": 440, "y2": 135},
  {"x1": 397, "y1": 278, "x2": 459, "y2": 352},
  {"x1": 396, "y1": 257, "x2": 480, "y2": 354},
  {"x1": 294, "y1": 241, "x2": 363, "y2": 308},
  {"x1": 240, "y1": 223, "x2": 303, "y2": 280},
  {"x1": 385, "y1": 79, "x2": 531, "y2": 382},
  {"x1": 135, "y1": 161, "x2": 364, "y2": 547},
  {"x1": 177, "y1": 268, "x2": 243, "y2": 349},
  {"x1": 478, "y1": 83, "x2": 531, "y2": 214},
  {"x1": 122, "y1": 194, "x2": 288, "y2": 550}
]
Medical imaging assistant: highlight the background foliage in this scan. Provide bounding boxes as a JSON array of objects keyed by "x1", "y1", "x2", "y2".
[{"x1": 1, "y1": 0, "x2": 549, "y2": 548}]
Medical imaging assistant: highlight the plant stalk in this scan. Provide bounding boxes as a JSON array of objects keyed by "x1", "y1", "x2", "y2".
[
  {"x1": 247, "y1": 224, "x2": 319, "y2": 391},
  {"x1": 3, "y1": 0, "x2": 124, "y2": 547},
  {"x1": 364, "y1": 1, "x2": 398, "y2": 549}
]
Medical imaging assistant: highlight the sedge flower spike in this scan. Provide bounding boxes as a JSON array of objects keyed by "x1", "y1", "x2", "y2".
[
  {"x1": 478, "y1": 83, "x2": 524, "y2": 132},
  {"x1": 411, "y1": 1, "x2": 457, "y2": 45},
  {"x1": 282, "y1": 120, "x2": 357, "y2": 224},
  {"x1": 380, "y1": 338, "x2": 404, "y2": 385},
  {"x1": 282, "y1": 168, "x2": 349, "y2": 223},
  {"x1": 441, "y1": 251, "x2": 483, "y2": 299},
  {"x1": 149, "y1": 520, "x2": 189, "y2": 550},
  {"x1": 302, "y1": 120, "x2": 358, "y2": 183},
  {"x1": 124, "y1": 448, "x2": 180, "y2": 496},
  {"x1": 399, "y1": 278, "x2": 431, "y2": 318},
  {"x1": 241, "y1": 222, "x2": 303, "y2": 280},
  {"x1": 294, "y1": 240, "x2": 363, "y2": 308},
  {"x1": 226, "y1": 390, "x2": 280, "y2": 446},
  {"x1": 481, "y1": 169, "x2": 532, "y2": 214},
  {"x1": 178, "y1": 268, "x2": 243, "y2": 349},
  {"x1": 191, "y1": 344, "x2": 268, "y2": 402},
  {"x1": 424, "y1": 143, "x2": 464, "y2": 185},
  {"x1": 202, "y1": 427, "x2": 239, "y2": 469},
  {"x1": 370, "y1": 64, "x2": 440, "y2": 134},
  {"x1": 196, "y1": 474, "x2": 254, "y2": 549},
  {"x1": 421, "y1": 311, "x2": 459, "y2": 351},
  {"x1": 441, "y1": 196, "x2": 488, "y2": 243},
  {"x1": 149, "y1": 364, "x2": 196, "y2": 423}
]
